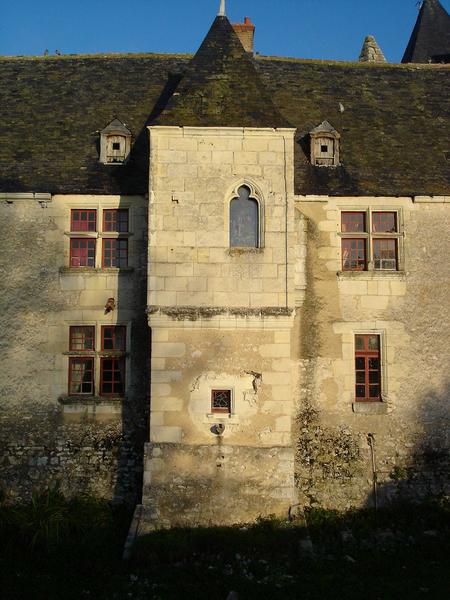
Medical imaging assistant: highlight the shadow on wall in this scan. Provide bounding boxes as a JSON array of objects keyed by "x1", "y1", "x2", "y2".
[
  {"x1": 0, "y1": 193, "x2": 150, "y2": 505},
  {"x1": 368, "y1": 382, "x2": 450, "y2": 508}
]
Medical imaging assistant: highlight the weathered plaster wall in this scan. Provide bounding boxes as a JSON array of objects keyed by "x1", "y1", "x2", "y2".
[
  {"x1": 0, "y1": 195, "x2": 149, "y2": 502},
  {"x1": 294, "y1": 196, "x2": 450, "y2": 508}
]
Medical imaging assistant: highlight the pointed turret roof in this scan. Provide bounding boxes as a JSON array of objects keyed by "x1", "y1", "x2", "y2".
[
  {"x1": 154, "y1": 16, "x2": 290, "y2": 128},
  {"x1": 402, "y1": 0, "x2": 450, "y2": 63},
  {"x1": 359, "y1": 35, "x2": 387, "y2": 63}
]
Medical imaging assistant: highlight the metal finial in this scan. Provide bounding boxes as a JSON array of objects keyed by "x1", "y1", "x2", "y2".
[{"x1": 218, "y1": 0, "x2": 226, "y2": 16}]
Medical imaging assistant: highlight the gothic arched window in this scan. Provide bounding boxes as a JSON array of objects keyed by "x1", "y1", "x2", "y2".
[{"x1": 229, "y1": 185, "x2": 259, "y2": 247}]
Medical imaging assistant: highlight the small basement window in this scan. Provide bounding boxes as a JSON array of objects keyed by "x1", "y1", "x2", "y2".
[{"x1": 211, "y1": 389, "x2": 232, "y2": 414}]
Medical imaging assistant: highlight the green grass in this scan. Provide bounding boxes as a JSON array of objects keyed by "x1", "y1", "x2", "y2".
[{"x1": 1, "y1": 490, "x2": 449, "y2": 600}]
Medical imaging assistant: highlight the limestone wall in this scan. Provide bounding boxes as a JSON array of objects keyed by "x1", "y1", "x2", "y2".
[
  {"x1": 295, "y1": 196, "x2": 450, "y2": 508},
  {"x1": 143, "y1": 126, "x2": 300, "y2": 525},
  {"x1": 0, "y1": 194, "x2": 149, "y2": 502}
]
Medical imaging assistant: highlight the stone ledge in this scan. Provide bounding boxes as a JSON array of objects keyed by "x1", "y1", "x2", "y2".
[
  {"x1": 337, "y1": 271, "x2": 406, "y2": 280},
  {"x1": 58, "y1": 395, "x2": 124, "y2": 405},
  {"x1": 59, "y1": 267, "x2": 134, "y2": 274},
  {"x1": 352, "y1": 402, "x2": 388, "y2": 415},
  {"x1": 147, "y1": 305, "x2": 294, "y2": 319}
]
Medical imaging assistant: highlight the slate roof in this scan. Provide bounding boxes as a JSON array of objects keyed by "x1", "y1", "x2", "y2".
[
  {"x1": 155, "y1": 16, "x2": 289, "y2": 128},
  {"x1": 402, "y1": 0, "x2": 450, "y2": 63},
  {"x1": 0, "y1": 16, "x2": 449, "y2": 197}
]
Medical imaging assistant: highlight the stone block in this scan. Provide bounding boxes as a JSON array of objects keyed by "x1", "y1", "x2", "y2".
[
  {"x1": 242, "y1": 138, "x2": 268, "y2": 152},
  {"x1": 233, "y1": 151, "x2": 257, "y2": 165},
  {"x1": 151, "y1": 397, "x2": 183, "y2": 411},
  {"x1": 360, "y1": 295, "x2": 389, "y2": 310},
  {"x1": 263, "y1": 372, "x2": 291, "y2": 385},
  {"x1": 152, "y1": 342, "x2": 186, "y2": 358},
  {"x1": 211, "y1": 150, "x2": 233, "y2": 164},
  {"x1": 158, "y1": 150, "x2": 187, "y2": 163},
  {"x1": 168, "y1": 137, "x2": 198, "y2": 151},
  {"x1": 151, "y1": 426, "x2": 183, "y2": 443},
  {"x1": 59, "y1": 275, "x2": 85, "y2": 291},
  {"x1": 275, "y1": 416, "x2": 291, "y2": 432},
  {"x1": 260, "y1": 344, "x2": 290, "y2": 358},
  {"x1": 151, "y1": 383, "x2": 172, "y2": 397}
]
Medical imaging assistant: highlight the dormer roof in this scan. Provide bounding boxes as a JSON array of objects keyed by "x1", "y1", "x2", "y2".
[
  {"x1": 310, "y1": 121, "x2": 340, "y2": 136},
  {"x1": 402, "y1": 0, "x2": 450, "y2": 63},
  {"x1": 154, "y1": 15, "x2": 290, "y2": 128},
  {"x1": 100, "y1": 118, "x2": 132, "y2": 136}
]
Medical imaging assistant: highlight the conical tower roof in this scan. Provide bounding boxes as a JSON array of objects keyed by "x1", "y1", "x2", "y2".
[
  {"x1": 402, "y1": 0, "x2": 450, "y2": 63},
  {"x1": 154, "y1": 16, "x2": 290, "y2": 128}
]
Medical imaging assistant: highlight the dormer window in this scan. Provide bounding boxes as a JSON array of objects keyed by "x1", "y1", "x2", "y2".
[
  {"x1": 99, "y1": 119, "x2": 132, "y2": 165},
  {"x1": 310, "y1": 121, "x2": 340, "y2": 167}
]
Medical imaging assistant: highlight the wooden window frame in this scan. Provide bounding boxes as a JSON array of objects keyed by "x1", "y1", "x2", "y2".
[
  {"x1": 340, "y1": 210, "x2": 402, "y2": 272},
  {"x1": 70, "y1": 209, "x2": 97, "y2": 232},
  {"x1": 70, "y1": 238, "x2": 96, "y2": 268},
  {"x1": 102, "y1": 238, "x2": 128, "y2": 268},
  {"x1": 68, "y1": 357, "x2": 95, "y2": 396},
  {"x1": 103, "y1": 209, "x2": 129, "y2": 233},
  {"x1": 100, "y1": 357, "x2": 125, "y2": 397},
  {"x1": 69, "y1": 326, "x2": 95, "y2": 352},
  {"x1": 355, "y1": 334, "x2": 381, "y2": 402},
  {"x1": 211, "y1": 389, "x2": 232, "y2": 414},
  {"x1": 101, "y1": 326, "x2": 126, "y2": 352}
]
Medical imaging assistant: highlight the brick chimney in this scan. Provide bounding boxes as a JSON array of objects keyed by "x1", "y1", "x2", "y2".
[{"x1": 232, "y1": 17, "x2": 255, "y2": 53}]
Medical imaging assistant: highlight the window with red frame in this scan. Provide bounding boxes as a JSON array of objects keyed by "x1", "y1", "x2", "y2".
[
  {"x1": 69, "y1": 326, "x2": 95, "y2": 351},
  {"x1": 342, "y1": 239, "x2": 366, "y2": 271},
  {"x1": 101, "y1": 326, "x2": 126, "y2": 351},
  {"x1": 341, "y1": 212, "x2": 366, "y2": 233},
  {"x1": 355, "y1": 335, "x2": 381, "y2": 402},
  {"x1": 211, "y1": 389, "x2": 232, "y2": 414},
  {"x1": 341, "y1": 212, "x2": 367, "y2": 271},
  {"x1": 372, "y1": 212, "x2": 397, "y2": 233},
  {"x1": 372, "y1": 212, "x2": 398, "y2": 270},
  {"x1": 71, "y1": 209, "x2": 96, "y2": 232},
  {"x1": 103, "y1": 209, "x2": 129, "y2": 232},
  {"x1": 100, "y1": 358, "x2": 125, "y2": 396},
  {"x1": 102, "y1": 239, "x2": 128, "y2": 268},
  {"x1": 70, "y1": 239, "x2": 96, "y2": 267},
  {"x1": 69, "y1": 357, "x2": 94, "y2": 395}
]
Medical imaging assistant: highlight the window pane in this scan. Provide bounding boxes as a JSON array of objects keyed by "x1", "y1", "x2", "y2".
[
  {"x1": 356, "y1": 386, "x2": 366, "y2": 398},
  {"x1": 69, "y1": 358, "x2": 94, "y2": 395},
  {"x1": 102, "y1": 326, "x2": 126, "y2": 351},
  {"x1": 71, "y1": 209, "x2": 96, "y2": 232},
  {"x1": 369, "y1": 386, "x2": 380, "y2": 398},
  {"x1": 369, "y1": 358, "x2": 379, "y2": 369},
  {"x1": 355, "y1": 336, "x2": 365, "y2": 351},
  {"x1": 368, "y1": 336, "x2": 379, "y2": 350},
  {"x1": 102, "y1": 239, "x2": 128, "y2": 268},
  {"x1": 355, "y1": 357, "x2": 365, "y2": 370},
  {"x1": 342, "y1": 239, "x2": 366, "y2": 271},
  {"x1": 103, "y1": 209, "x2": 129, "y2": 232},
  {"x1": 369, "y1": 371, "x2": 379, "y2": 383},
  {"x1": 373, "y1": 239, "x2": 397, "y2": 270},
  {"x1": 230, "y1": 187, "x2": 258, "y2": 247},
  {"x1": 372, "y1": 212, "x2": 397, "y2": 233},
  {"x1": 70, "y1": 326, "x2": 95, "y2": 351},
  {"x1": 356, "y1": 371, "x2": 366, "y2": 384},
  {"x1": 70, "y1": 239, "x2": 96, "y2": 267},
  {"x1": 341, "y1": 212, "x2": 366, "y2": 232}
]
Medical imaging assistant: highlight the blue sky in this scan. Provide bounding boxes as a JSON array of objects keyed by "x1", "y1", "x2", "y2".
[{"x1": 1, "y1": 1, "x2": 448, "y2": 62}]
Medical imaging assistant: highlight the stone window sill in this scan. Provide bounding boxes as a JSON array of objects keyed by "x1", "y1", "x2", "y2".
[
  {"x1": 352, "y1": 402, "x2": 388, "y2": 415},
  {"x1": 59, "y1": 267, "x2": 134, "y2": 274},
  {"x1": 58, "y1": 395, "x2": 125, "y2": 405},
  {"x1": 205, "y1": 413, "x2": 240, "y2": 424},
  {"x1": 227, "y1": 247, "x2": 264, "y2": 256},
  {"x1": 338, "y1": 271, "x2": 406, "y2": 280}
]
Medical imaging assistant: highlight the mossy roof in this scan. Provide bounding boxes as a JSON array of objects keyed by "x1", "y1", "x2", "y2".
[{"x1": 0, "y1": 20, "x2": 449, "y2": 197}]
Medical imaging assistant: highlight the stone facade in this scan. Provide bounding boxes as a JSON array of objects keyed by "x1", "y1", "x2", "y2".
[
  {"x1": 142, "y1": 126, "x2": 300, "y2": 525},
  {"x1": 0, "y1": 194, "x2": 149, "y2": 502}
]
